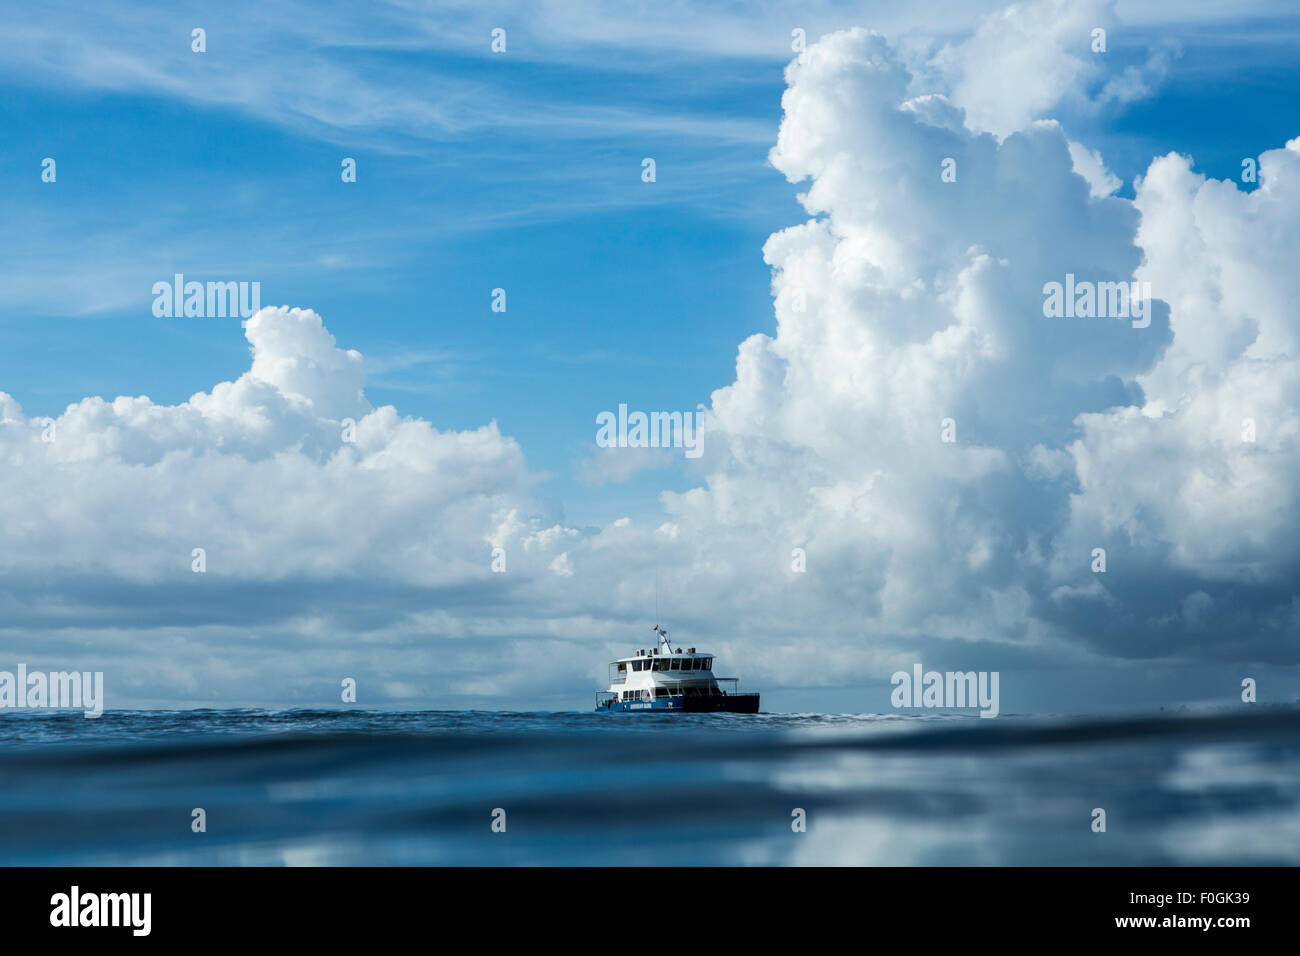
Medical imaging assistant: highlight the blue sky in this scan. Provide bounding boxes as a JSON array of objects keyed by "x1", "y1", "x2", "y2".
[
  {"x1": 2, "y1": 1, "x2": 1299, "y2": 712},
  {"x1": 2, "y1": 65, "x2": 794, "y2": 526},
  {"x1": 4, "y1": 2, "x2": 1292, "y2": 527}
]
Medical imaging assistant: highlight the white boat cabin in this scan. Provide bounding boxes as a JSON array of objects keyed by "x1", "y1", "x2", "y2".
[{"x1": 596, "y1": 625, "x2": 741, "y2": 705}]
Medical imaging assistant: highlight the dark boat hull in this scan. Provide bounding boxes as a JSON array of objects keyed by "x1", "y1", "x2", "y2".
[{"x1": 597, "y1": 693, "x2": 760, "y2": 714}]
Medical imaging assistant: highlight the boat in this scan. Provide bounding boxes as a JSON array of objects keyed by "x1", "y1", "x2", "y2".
[{"x1": 594, "y1": 624, "x2": 760, "y2": 713}]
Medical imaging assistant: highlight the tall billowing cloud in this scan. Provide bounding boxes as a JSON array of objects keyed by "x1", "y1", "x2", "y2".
[
  {"x1": 1050, "y1": 140, "x2": 1300, "y2": 662},
  {"x1": 564, "y1": 18, "x2": 1298, "y2": 693},
  {"x1": 607, "y1": 26, "x2": 1173, "y2": 677}
]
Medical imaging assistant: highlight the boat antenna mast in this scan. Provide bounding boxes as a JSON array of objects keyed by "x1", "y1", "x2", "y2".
[{"x1": 652, "y1": 574, "x2": 673, "y2": 653}]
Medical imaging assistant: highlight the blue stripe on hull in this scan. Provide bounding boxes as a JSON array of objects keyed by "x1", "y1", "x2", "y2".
[{"x1": 595, "y1": 694, "x2": 760, "y2": 714}]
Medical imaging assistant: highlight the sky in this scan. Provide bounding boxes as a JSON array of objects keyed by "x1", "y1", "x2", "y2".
[{"x1": 1, "y1": 0, "x2": 1298, "y2": 713}]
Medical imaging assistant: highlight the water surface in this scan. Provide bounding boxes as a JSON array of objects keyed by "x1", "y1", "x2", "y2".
[{"x1": 1, "y1": 708, "x2": 1296, "y2": 865}]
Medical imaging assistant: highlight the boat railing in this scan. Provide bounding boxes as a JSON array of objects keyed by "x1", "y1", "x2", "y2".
[{"x1": 651, "y1": 677, "x2": 742, "y2": 693}]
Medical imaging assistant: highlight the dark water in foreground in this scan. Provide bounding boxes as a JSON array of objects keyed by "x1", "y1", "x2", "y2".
[{"x1": 1, "y1": 708, "x2": 1297, "y2": 865}]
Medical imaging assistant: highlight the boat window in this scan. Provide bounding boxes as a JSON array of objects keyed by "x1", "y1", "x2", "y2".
[
  {"x1": 617, "y1": 662, "x2": 626, "y2": 672},
  {"x1": 704, "y1": 658, "x2": 713, "y2": 670},
  {"x1": 653, "y1": 660, "x2": 665, "y2": 671},
  {"x1": 689, "y1": 659, "x2": 699, "y2": 670},
  {"x1": 669, "y1": 659, "x2": 680, "y2": 670},
  {"x1": 654, "y1": 687, "x2": 667, "y2": 698}
]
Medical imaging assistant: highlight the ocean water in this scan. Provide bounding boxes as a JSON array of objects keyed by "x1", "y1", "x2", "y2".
[{"x1": 1, "y1": 707, "x2": 1298, "y2": 866}]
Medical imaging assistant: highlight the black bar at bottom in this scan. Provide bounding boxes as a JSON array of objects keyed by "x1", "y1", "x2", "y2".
[{"x1": 0, "y1": 866, "x2": 1280, "y2": 942}]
